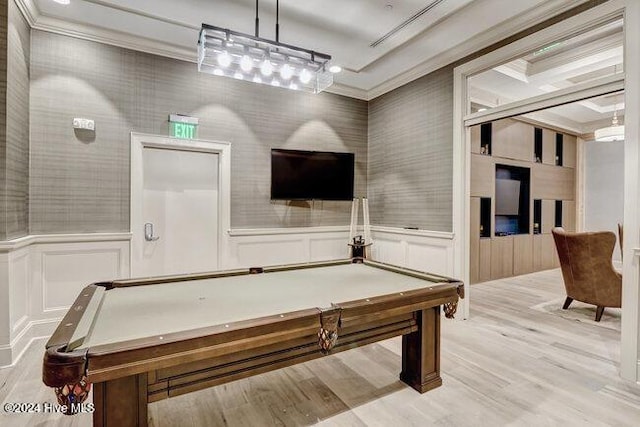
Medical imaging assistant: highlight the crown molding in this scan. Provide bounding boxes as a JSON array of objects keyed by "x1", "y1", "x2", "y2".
[
  {"x1": 33, "y1": 14, "x2": 197, "y2": 63},
  {"x1": 325, "y1": 83, "x2": 369, "y2": 101},
  {"x1": 14, "y1": 0, "x2": 38, "y2": 26}
]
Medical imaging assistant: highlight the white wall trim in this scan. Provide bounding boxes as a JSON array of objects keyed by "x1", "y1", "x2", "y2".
[
  {"x1": 620, "y1": 0, "x2": 640, "y2": 382},
  {"x1": 370, "y1": 226, "x2": 454, "y2": 240},
  {"x1": 464, "y1": 74, "x2": 625, "y2": 127},
  {"x1": 229, "y1": 226, "x2": 351, "y2": 237},
  {"x1": 0, "y1": 232, "x2": 132, "y2": 252},
  {"x1": 13, "y1": 0, "x2": 37, "y2": 26}
]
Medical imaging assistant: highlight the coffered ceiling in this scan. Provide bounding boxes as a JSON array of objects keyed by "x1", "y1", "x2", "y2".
[
  {"x1": 22, "y1": 0, "x2": 587, "y2": 100},
  {"x1": 469, "y1": 17, "x2": 624, "y2": 135}
]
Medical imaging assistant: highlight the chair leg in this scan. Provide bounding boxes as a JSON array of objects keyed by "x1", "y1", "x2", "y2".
[
  {"x1": 595, "y1": 306, "x2": 605, "y2": 322},
  {"x1": 562, "y1": 297, "x2": 573, "y2": 310}
]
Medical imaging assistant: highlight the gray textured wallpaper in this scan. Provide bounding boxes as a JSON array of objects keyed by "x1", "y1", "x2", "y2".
[
  {"x1": 368, "y1": 66, "x2": 454, "y2": 232},
  {"x1": 0, "y1": 0, "x2": 30, "y2": 240},
  {"x1": 29, "y1": 31, "x2": 368, "y2": 233},
  {"x1": 5, "y1": 0, "x2": 30, "y2": 239}
]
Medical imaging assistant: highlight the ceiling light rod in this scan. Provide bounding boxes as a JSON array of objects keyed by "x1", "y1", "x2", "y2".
[
  {"x1": 276, "y1": 0, "x2": 280, "y2": 43},
  {"x1": 200, "y1": 23, "x2": 330, "y2": 62},
  {"x1": 255, "y1": 0, "x2": 260, "y2": 37}
]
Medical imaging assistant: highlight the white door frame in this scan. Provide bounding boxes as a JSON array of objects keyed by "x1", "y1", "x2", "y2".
[
  {"x1": 453, "y1": 0, "x2": 640, "y2": 382},
  {"x1": 130, "y1": 133, "x2": 231, "y2": 276}
]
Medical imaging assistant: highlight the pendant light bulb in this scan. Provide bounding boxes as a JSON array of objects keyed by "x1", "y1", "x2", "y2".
[
  {"x1": 260, "y1": 60, "x2": 274, "y2": 76},
  {"x1": 299, "y1": 68, "x2": 312, "y2": 84},
  {"x1": 217, "y1": 51, "x2": 232, "y2": 68},
  {"x1": 240, "y1": 55, "x2": 253, "y2": 72},
  {"x1": 280, "y1": 64, "x2": 294, "y2": 80}
]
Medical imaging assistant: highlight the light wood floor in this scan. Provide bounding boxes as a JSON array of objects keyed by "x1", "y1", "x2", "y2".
[{"x1": 2, "y1": 269, "x2": 639, "y2": 426}]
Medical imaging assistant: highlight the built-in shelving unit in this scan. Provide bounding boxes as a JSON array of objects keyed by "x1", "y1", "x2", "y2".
[
  {"x1": 469, "y1": 117, "x2": 577, "y2": 284},
  {"x1": 555, "y1": 200, "x2": 563, "y2": 227},
  {"x1": 533, "y1": 199, "x2": 542, "y2": 234},
  {"x1": 480, "y1": 197, "x2": 491, "y2": 238},
  {"x1": 480, "y1": 123, "x2": 492, "y2": 155},
  {"x1": 534, "y1": 128, "x2": 543, "y2": 163},
  {"x1": 555, "y1": 133, "x2": 563, "y2": 166}
]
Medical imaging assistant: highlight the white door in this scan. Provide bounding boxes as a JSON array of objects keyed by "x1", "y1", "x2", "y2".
[{"x1": 138, "y1": 147, "x2": 219, "y2": 277}]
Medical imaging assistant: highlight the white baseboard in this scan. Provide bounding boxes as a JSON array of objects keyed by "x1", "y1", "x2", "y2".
[{"x1": 0, "y1": 318, "x2": 59, "y2": 367}]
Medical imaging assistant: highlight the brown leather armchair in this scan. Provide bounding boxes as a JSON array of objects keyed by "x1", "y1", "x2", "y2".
[{"x1": 552, "y1": 227, "x2": 622, "y2": 322}]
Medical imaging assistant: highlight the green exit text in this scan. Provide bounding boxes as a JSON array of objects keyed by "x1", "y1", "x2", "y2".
[{"x1": 171, "y1": 122, "x2": 197, "y2": 139}]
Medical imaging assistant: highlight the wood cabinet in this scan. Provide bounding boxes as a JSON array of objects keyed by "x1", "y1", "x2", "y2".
[
  {"x1": 471, "y1": 125, "x2": 481, "y2": 154},
  {"x1": 532, "y1": 164, "x2": 575, "y2": 200},
  {"x1": 513, "y1": 235, "x2": 533, "y2": 276},
  {"x1": 533, "y1": 234, "x2": 558, "y2": 271},
  {"x1": 541, "y1": 200, "x2": 556, "y2": 234},
  {"x1": 492, "y1": 119, "x2": 534, "y2": 162},
  {"x1": 479, "y1": 239, "x2": 492, "y2": 282},
  {"x1": 562, "y1": 200, "x2": 576, "y2": 232},
  {"x1": 542, "y1": 129, "x2": 556, "y2": 165},
  {"x1": 471, "y1": 154, "x2": 494, "y2": 197},
  {"x1": 491, "y1": 236, "x2": 514, "y2": 280},
  {"x1": 469, "y1": 118, "x2": 577, "y2": 284},
  {"x1": 563, "y1": 134, "x2": 577, "y2": 168}
]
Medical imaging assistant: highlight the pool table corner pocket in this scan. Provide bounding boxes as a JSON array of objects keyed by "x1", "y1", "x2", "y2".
[{"x1": 318, "y1": 305, "x2": 342, "y2": 354}]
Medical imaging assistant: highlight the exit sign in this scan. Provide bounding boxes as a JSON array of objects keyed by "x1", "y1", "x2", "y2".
[{"x1": 169, "y1": 114, "x2": 198, "y2": 139}]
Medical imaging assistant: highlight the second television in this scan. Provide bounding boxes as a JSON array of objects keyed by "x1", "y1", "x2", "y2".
[{"x1": 271, "y1": 149, "x2": 355, "y2": 200}]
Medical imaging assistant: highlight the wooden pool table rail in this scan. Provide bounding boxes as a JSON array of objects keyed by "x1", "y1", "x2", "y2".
[{"x1": 43, "y1": 259, "x2": 463, "y2": 427}]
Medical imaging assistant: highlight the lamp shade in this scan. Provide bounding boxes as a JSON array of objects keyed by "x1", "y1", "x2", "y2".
[{"x1": 594, "y1": 124, "x2": 625, "y2": 142}]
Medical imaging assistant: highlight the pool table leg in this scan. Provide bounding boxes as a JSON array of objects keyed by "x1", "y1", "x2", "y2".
[
  {"x1": 400, "y1": 306, "x2": 442, "y2": 393},
  {"x1": 93, "y1": 373, "x2": 148, "y2": 427}
]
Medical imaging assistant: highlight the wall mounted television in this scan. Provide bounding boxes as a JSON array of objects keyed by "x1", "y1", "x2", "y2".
[{"x1": 271, "y1": 149, "x2": 355, "y2": 200}]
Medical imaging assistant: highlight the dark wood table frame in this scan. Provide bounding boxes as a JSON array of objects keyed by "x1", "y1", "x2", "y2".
[{"x1": 43, "y1": 259, "x2": 463, "y2": 427}]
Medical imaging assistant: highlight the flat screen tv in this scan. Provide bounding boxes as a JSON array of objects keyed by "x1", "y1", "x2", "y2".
[
  {"x1": 495, "y1": 178, "x2": 521, "y2": 215},
  {"x1": 271, "y1": 149, "x2": 355, "y2": 200}
]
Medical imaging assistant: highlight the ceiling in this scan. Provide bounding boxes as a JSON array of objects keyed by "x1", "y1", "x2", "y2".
[
  {"x1": 469, "y1": 18, "x2": 625, "y2": 135},
  {"x1": 23, "y1": 0, "x2": 587, "y2": 99}
]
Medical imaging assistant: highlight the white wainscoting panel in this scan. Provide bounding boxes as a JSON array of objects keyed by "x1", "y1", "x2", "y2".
[
  {"x1": 0, "y1": 252, "x2": 9, "y2": 346},
  {"x1": 236, "y1": 239, "x2": 308, "y2": 267},
  {"x1": 370, "y1": 227, "x2": 456, "y2": 278},
  {"x1": 309, "y1": 237, "x2": 351, "y2": 262},
  {"x1": 227, "y1": 227, "x2": 352, "y2": 268},
  {"x1": 371, "y1": 238, "x2": 405, "y2": 267},
  {"x1": 0, "y1": 234, "x2": 130, "y2": 367},
  {"x1": 9, "y1": 248, "x2": 30, "y2": 336},
  {"x1": 40, "y1": 248, "x2": 122, "y2": 313}
]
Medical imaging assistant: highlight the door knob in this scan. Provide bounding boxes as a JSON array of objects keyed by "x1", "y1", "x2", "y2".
[{"x1": 144, "y1": 223, "x2": 160, "y2": 241}]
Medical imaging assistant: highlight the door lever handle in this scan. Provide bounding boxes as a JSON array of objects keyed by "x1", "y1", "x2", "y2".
[{"x1": 144, "y1": 223, "x2": 160, "y2": 242}]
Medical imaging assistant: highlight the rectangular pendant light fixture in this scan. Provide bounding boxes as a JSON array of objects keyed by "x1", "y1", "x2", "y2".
[{"x1": 198, "y1": 23, "x2": 333, "y2": 94}]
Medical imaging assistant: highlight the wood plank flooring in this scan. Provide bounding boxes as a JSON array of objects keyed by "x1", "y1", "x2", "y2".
[{"x1": 2, "y1": 268, "x2": 639, "y2": 426}]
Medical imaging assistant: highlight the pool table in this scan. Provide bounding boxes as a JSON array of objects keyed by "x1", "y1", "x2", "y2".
[{"x1": 43, "y1": 259, "x2": 463, "y2": 427}]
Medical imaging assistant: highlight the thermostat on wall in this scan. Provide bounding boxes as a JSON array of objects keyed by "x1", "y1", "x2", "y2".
[{"x1": 73, "y1": 118, "x2": 95, "y2": 131}]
